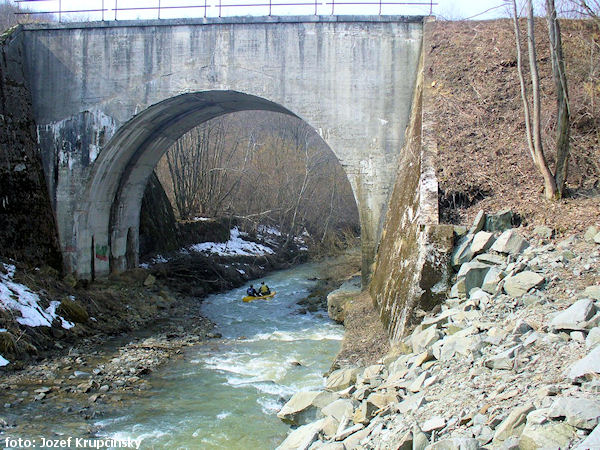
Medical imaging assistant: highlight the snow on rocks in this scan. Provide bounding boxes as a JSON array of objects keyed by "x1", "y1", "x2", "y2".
[
  {"x1": 276, "y1": 220, "x2": 600, "y2": 449},
  {"x1": 0, "y1": 263, "x2": 73, "y2": 330},
  {"x1": 189, "y1": 227, "x2": 275, "y2": 257}
]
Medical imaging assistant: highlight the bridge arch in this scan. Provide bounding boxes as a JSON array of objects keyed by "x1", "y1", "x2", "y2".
[{"x1": 76, "y1": 90, "x2": 356, "y2": 278}]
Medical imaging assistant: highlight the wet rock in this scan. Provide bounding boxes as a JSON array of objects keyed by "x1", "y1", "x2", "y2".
[
  {"x1": 503, "y1": 271, "x2": 544, "y2": 297},
  {"x1": 567, "y1": 346, "x2": 600, "y2": 381},
  {"x1": 490, "y1": 230, "x2": 529, "y2": 256},
  {"x1": 550, "y1": 298, "x2": 597, "y2": 331}
]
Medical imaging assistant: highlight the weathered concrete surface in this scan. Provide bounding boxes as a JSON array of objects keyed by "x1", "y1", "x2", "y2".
[
  {"x1": 0, "y1": 27, "x2": 62, "y2": 269},
  {"x1": 17, "y1": 15, "x2": 423, "y2": 278},
  {"x1": 369, "y1": 19, "x2": 452, "y2": 341}
]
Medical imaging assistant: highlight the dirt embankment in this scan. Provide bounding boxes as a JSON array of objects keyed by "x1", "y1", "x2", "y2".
[{"x1": 427, "y1": 19, "x2": 599, "y2": 233}]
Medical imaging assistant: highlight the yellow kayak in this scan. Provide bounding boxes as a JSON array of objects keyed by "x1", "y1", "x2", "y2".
[{"x1": 242, "y1": 291, "x2": 276, "y2": 303}]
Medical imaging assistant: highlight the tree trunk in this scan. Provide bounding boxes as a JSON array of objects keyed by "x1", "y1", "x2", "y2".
[
  {"x1": 527, "y1": 0, "x2": 559, "y2": 200},
  {"x1": 546, "y1": 0, "x2": 571, "y2": 198}
]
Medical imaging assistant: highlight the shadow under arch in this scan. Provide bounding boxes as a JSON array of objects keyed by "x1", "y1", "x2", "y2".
[{"x1": 76, "y1": 90, "x2": 356, "y2": 278}]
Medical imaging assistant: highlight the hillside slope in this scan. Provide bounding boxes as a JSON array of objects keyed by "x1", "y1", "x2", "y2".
[{"x1": 428, "y1": 19, "x2": 599, "y2": 233}]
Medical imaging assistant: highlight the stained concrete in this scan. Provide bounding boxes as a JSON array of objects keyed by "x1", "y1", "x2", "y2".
[{"x1": 17, "y1": 15, "x2": 423, "y2": 279}]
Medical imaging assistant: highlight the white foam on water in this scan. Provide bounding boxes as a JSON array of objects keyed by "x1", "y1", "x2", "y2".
[
  {"x1": 257, "y1": 396, "x2": 283, "y2": 415},
  {"x1": 216, "y1": 411, "x2": 232, "y2": 420}
]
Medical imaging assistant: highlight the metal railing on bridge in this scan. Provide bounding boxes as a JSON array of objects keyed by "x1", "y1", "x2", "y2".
[{"x1": 14, "y1": 0, "x2": 436, "y2": 22}]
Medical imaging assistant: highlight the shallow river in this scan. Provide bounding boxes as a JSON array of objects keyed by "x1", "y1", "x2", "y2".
[{"x1": 95, "y1": 262, "x2": 344, "y2": 448}]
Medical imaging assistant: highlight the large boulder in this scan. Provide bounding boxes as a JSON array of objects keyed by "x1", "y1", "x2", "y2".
[
  {"x1": 277, "y1": 391, "x2": 338, "y2": 426},
  {"x1": 503, "y1": 271, "x2": 544, "y2": 297},
  {"x1": 321, "y1": 399, "x2": 355, "y2": 422},
  {"x1": 573, "y1": 423, "x2": 600, "y2": 450},
  {"x1": 490, "y1": 230, "x2": 529, "y2": 255},
  {"x1": 550, "y1": 298, "x2": 597, "y2": 331}
]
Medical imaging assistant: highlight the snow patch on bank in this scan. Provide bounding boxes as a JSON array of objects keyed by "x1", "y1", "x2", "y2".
[
  {"x1": 189, "y1": 228, "x2": 275, "y2": 257},
  {"x1": 0, "y1": 263, "x2": 74, "y2": 329}
]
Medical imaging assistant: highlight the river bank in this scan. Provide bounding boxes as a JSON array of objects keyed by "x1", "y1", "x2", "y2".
[
  {"x1": 0, "y1": 253, "x2": 358, "y2": 448},
  {"x1": 0, "y1": 248, "x2": 360, "y2": 445}
]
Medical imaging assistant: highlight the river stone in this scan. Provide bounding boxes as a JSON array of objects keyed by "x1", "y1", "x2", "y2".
[
  {"x1": 411, "y1": 326, "x2": 442, "y2": 354},
  {"x1": 490, "y1": 230, "x2": 529, "y2": 255},
  {"x1": 503, "y1": 271, "x2": 544, "y2": 297},
  {"x1": 321, "y1": 399, "x2": 355, "y2": 423},
  {"x1": 584, "y1": 285, "x2": 600, "y2": 300},
  {"x1": 587, "y1": 327, "x2": 600, "y2": 350},
  {"x1": 518, "y1": 421, "x2": 577, "y2": 450},
  {"x1": 567, "y1": 346, "x2": 600, "y2": 381},
  {"x1": 277, "y1": 391, "x2": 338, "y2": 426},
  {"x1": 452, "y1": 235, "x2": 475, "y2": 268},
  {"x1": 493, "y1": 403, "x2": 535, "y2": 442},
  {"x1": 326, "y1": 368, "x2": 360, "y2": 392},
  {"x1": 548, "y1": 397, "x2": 600, "y2": 430},
  {"x1": 550, "y1": 298, "x2": 597, "y2": 331},
  {"x1": 277, "y1": 418, "x2": 325, "y2": 450},
  {"x1": 485, "y1": 210, "x2": 513, "y2": 232},
  {"x1": 470, "y1": 231, "x2": 496, "y2": 255},
  {"x1": 584, "y1": 226, "x2": 599, "y2": 243},
  {"x1": 424, "y1": 437, "x2": 479, "y2": 450}
]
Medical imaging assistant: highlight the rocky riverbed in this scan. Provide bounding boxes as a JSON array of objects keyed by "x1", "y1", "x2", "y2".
[{"x1": 276, "y1": 220, "x2": 600, "y2": 449}]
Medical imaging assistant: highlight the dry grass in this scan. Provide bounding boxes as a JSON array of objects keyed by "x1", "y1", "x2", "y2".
[{"x1": 428, "y1": 19, "x2": 600, "y2": 234}]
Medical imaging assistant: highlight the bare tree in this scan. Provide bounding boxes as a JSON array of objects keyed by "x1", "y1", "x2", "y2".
[{"x1": 511, "y1": 0, "x2": 571, "y2": 199}]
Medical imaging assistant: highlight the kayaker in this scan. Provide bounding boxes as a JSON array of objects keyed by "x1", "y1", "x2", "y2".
[
  {"x1": 246, "y1": 285, "x2": 258, "y2": 297},
  {"x1": 259, "y1": 281, "x2": 271, "y2": 296}
]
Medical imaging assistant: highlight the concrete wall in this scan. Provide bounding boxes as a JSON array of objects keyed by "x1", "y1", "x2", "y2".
[
  {"x1": 18, "y1": 15, "x2": 423, "y2": 279},
  {"x1": 0, "y1": 27, "x2": 62, "y2": 269},
  {"x1": 369, "y1": 19, "x2": 453, "y2": 341}
]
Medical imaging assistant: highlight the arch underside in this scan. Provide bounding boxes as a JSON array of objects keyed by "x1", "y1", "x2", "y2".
[{"x1": 77, "y1": 90, "x2": 355, "y2": 278}]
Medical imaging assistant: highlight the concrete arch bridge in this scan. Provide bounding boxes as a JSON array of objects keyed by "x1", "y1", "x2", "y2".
[{"x1": 17, "y1": 15, "x2": 426, "y2": 281}]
